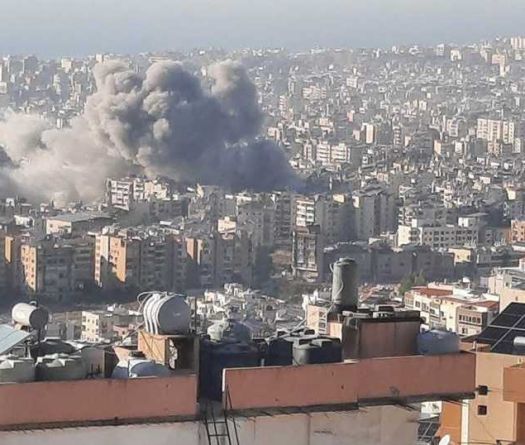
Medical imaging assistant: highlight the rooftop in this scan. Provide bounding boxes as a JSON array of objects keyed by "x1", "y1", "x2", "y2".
[{"x1": 49, "y1": 211, "x2": 112, "y2": 223}]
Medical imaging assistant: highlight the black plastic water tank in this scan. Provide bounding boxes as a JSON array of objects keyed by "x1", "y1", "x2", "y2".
[
  {"x1": 266, "y1": 330, "x2": 318, "y2": 366},
  {"x1": 292, "y1": 337, "x2": 342, "y2": 365},
  {"x1": 199, "y1": 339, "x2": 260, "y2": 401}
]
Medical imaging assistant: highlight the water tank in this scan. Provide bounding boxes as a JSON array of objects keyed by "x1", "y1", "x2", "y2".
[
  {"x1": 80, "y1": 347, "x2": 105, "y2": 376},
  {"x1": 417, "y1": 330, "x2": 460, "y2": 356},
  {"x1": 112, "y1": 358, "x2": 172, "y2": 379},
  {"x1": 331, "y1": 258, "x2": 359, "y2": 312},
  {"x1": 0, "y1": 355, "x2": 36, "y2": 383},
  {"x1": 31, "y1": 338, "x2": 76, "y2": 358},
  {"x1": 292, "y1": 337, "x2": 343, "y2": 365},
  {"x1": 199, "y1": 340, "x2": 260, "y2": 401},
  {"x1": 143, "y1": 293, "x2": 191, "y2": 335},
  {"x1": 36, "y1": 353, "x2": 86, "y2": 381},
  {"x1": 12, "y1": 303, "x2": 49, "y2": 330},
  {"x1": 265, "y1": 329, "x2": 317, "y2": 366},
  {"x1": 207, "y1": 320, "x2": 252, "y2": 343},
  {"x1": 514, "y1": 336, "x2": 525, "y2": 349}
]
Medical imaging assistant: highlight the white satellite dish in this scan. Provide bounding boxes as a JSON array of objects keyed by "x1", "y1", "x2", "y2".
[{"x1": 438, "y1": 435, "x2": 451, "y2": 445}]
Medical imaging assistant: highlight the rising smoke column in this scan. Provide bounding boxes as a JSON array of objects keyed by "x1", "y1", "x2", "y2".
[{"x1": 0, "y1": 60, "x2": 296, "y2": 204}]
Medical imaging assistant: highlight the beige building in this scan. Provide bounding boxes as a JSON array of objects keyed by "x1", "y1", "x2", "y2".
[
  {"x1": 185, "y1": 229, "x2": 252, "y2": 289},
  {"x1": 512, "y1": 219, "x2": 525, "y2": 243},
  {"x1": 19, "y1": 237, "x2": 95, "y2": 301},
  {"x1": 398, "y1": 221, "x2": 478, "y2": 249},
  {"x1": 404, "y1": 285, "x2": 498, "y2": 333},
  {"x1": 81, "y1": 311, "x2": 115, "y2": 343},
  {"x1": 46, "y1": 212, "x2": 112, "y2": 236},
  {"x1": 476, "y1": 118, "x2": 515, "y2": 144},
  {"x1": 440, "y1": 304, "x2": 525, "y2": 444},
  {"x1": 95, "y1": 229, "x2": 187, "y2": 292},
  {"x1": 488, "y1": 265, "x2": 525, "y2": 311}
]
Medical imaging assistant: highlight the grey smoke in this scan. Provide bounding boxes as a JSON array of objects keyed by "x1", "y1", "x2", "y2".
[{"x1": 0, "y1": 60, "x2": 296, "y2": 204}]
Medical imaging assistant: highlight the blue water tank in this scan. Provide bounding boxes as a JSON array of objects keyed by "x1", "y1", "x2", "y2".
[
  {"x1": 417, "y1": 330, "x2": 460, "y2": 355},
  {"x1": 112, "y1": 358, "x2": 172, "y2": 379}
]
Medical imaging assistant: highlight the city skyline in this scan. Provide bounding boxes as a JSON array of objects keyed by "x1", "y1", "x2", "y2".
[{"x1": 0, "y1": 0, "x2": 524, "y2": 57}]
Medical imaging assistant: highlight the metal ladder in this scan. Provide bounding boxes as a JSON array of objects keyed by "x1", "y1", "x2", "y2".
[{"x1": 203, "y1": 388, "x2": 240, "y2": 445}]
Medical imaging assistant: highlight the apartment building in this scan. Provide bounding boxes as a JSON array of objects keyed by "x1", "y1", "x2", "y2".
[
  {"x1": 295, "y1": 194, "x2": 353, "y2": 245},
  {"x1": 95, "y1": 228, "x2": 187, "y2": 292},
  {"x1": 292, "y1": 225, "x2": 324, "y2": 282},
  {"x1": 270, "y1": 191, "x2": 295, "y2": 244},
  {"x1": 315, "y1": 141, "x2": 363, "y2": 168},
  {"x1": 185, "y1": 229, "x2": 252, "y2": 289},
  {"x1": 440, "y1": 303, "x2": 525, "y2": 444},
  {"x1": 404, "y1": 285, "x2": 498, "y2": 333},
  {"x1": 398, "y1": 219, "x2": 479, "y2": 249},
  {"x1": 45, "y1": 211, "x2": 112, "y2": 236},
  {"x1": 511, "y1": 218, "x2": 525, "y2": 243},
  {"x1": 237, "y1": 200, "x2": 275, "y2": 248},
  {"x1": 106, "y1": 177, "x2": 174, "y2": 210},
  {"x1": 353, "y1": 184, "x2": 396, "y2": 241},
  {"x1": 81, "y1": 311, "x2": 116, "y2": 343},
  {"x1": 81, "y1": 307, "x2": 140, "y2": 343},
  {"x1": 19, "y1": 237, "x2": 95, "y2": 301}
]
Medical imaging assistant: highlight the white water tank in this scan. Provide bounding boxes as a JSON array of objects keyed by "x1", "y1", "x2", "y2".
[
  {"x1": 0, "y1": 355, "x2": 36, "y2": 383},
  {"x1": 111, "y1": 358, "x2": 172, "y2": 379},
  {"x1": 143, "y1": 293, "x2": 191, "y2": 335},
  {"x1": 417, "y1": 330, "x2": 460, "y2": 355},
  {"x1": 12, "y1": 303, "x2": 49, "y2": 330},
  {"x1": 36, "y1": 353, "x2": 86, "y2": 381}
]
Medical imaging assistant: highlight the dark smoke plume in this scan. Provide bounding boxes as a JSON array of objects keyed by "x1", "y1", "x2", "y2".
[{"x1": 0, "y1": 60, "x2": 296, "y2": 204}]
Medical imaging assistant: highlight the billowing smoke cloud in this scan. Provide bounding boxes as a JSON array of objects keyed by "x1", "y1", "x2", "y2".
[{"x1": 0, "y1": 60, "x2": 296, "y2": 204}]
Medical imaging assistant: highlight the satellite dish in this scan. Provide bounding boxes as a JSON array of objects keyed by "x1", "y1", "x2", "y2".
[{"x1": 438, "y1": 435, "x2": 451, "y2": 445}]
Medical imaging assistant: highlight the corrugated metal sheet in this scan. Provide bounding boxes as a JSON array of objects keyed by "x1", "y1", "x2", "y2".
[{"x1": 0, "y1": 325, "x2": 31, "y2": 355}]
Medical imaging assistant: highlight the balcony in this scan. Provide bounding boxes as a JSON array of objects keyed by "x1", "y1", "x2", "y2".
[{"x1": 224, "y1": 352, "x2": 476, "y2": 412}]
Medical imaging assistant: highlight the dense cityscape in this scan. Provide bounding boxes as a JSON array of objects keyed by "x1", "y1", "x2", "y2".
[{"x1": 3, "y1": 34, "x2": 525, "y2": 445}]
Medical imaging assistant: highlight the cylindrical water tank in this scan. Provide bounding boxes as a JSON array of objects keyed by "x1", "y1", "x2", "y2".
[
  {"x1": 0, "y1": 355, "x2": 36, "y2": 383},
  {"x1": 265, "y1": 329, "x2": 318, "y2": 366},
  {"x1": 12, "y1": 303, "x2": 49, "y2": 330},
  {"x1": 207, "y1": 320, "x2": 252, "y2": 343},
  {"x1": 199, "y1": 340, "x2": 260, "y2": 401},
  {"x1": 111, "y1": 358, "x2": 172, "y2": 379},
  {"x1": 143, "y1": 293, "x2": 191, "y2": 335},
  {"x1": 36, "y1": 353, "x2": 86, "y2": 381},
  {"x1": 514, "y1": 336, "x2": 525, "y2": 349},
  {"x1": 331, "y1": 258, "x2": 359, "y2": 312},
  {"x1": 292, "y1": 337, "x2": 343, "y2": 365},
  {"x1": 417, "y1": 330, "x2": 460, "y2": 356}
]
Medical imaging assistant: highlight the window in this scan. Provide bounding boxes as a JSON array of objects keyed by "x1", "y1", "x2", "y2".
[
  {"x1": 478, "y1": 385, "x2": 488, "y2": 396},
  {"x1": 477, "y1": 405, "x2": 487, "y2": 416}
]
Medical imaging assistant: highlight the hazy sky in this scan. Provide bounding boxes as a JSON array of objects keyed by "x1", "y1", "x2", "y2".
[{"x1": 0, "y1": 0, "x2": 524, "y2": 57}]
